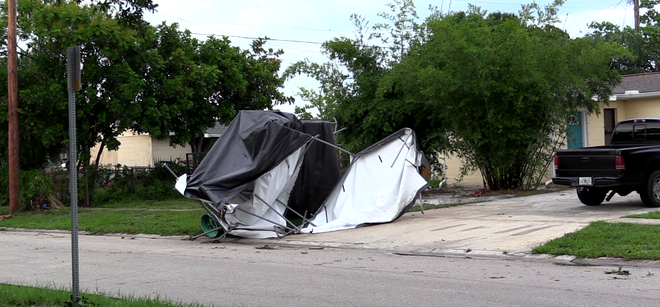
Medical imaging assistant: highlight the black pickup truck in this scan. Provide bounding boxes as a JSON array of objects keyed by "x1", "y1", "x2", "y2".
[{"x1": 552, "y1": 117, "x2": 660, "y2": 207}]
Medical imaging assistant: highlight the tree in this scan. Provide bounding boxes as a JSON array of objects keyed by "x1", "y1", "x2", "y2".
[
  {"x1": 0, "y1": 0, "x2": 155, "y2": 169},
  {"x1": 0, "y1": 0, "x2": 291, "y2": 168},
  {"x1": 382, "y1": 9, "x2": 627, "y2": 189},
  {"x1": 135, "y1": 25, "x2": 292, "y2": 153},
  {"x1": 586, "y1": 0, "x2": 660, "y2": 74},
  {"x1": 285, "y1": 9, "x2": 418, "y2": 152}
]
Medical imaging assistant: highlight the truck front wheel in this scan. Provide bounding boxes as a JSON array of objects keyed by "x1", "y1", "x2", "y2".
[
  {"x1": 576, "y1": 187, "x2": 607, "y2": 206},
  {"x1": 640, "y1": 170, "x2": 660, "y2": 207}
]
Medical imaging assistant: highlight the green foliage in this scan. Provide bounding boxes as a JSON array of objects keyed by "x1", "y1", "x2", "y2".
[
  {"x1": 91, "y1": 162, "x2": 185, "y2": 205},
  {"x1": 292, "y1": 1, "x2": 627, "y2": 190},
  {"x1": 1, "y1": 206, "x2": 204, "y2": 236},
  {"x1": 385, "y1": 11, "x2": 626, "y2": 189},
  {"x1": 0, "y1": 0, "x2": 156, "y2": 169},
  {"x1": 586, "y1": 0, "x2": 660, "y2": 74},
  {"x1": 0, "y1": 164, "x2": 55, "y2": 209},
  {"x1": 0, "y1": 0, "x2": 291, "y2": 168},
  {"x1": 0, "y1": 283, "x2": 206, "y2": 307},
  {"x1": 532, "y1": 221, "x2": 660, "y2": 260},
  {"x1": 381, "y1": 11, "x2": 624, "y2": 189},
  {"x1": 625, "y1": 211, "x2": 660, "y2": 219}
]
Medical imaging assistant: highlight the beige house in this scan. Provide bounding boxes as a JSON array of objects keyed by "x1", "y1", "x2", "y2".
[
  {"x1": 442, "y1": 72, "x2": 660, "y2": 187},
  {"x1": 90, "y1": 132, "x2": 189, "y2": 167},
  {"x1": 90, "y1": 124, "x2": 226, "y2": 167}
]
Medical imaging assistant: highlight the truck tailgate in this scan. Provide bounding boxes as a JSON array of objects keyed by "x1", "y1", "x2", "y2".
[{"x1": 555, "y1": 148, "x2": 619, "y2": 177}]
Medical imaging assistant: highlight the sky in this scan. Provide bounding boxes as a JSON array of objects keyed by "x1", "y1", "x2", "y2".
[{"x1": 142, "y1": 0, "x2": 641, "y2": 113}]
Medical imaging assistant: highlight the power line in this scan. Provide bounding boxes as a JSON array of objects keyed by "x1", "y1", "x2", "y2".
[
  {"x1": 173, "y1": 19, "x2": 354, "y2": 34},
  {"x1": 189, "y1": 32, "x2": 323, "y2": 45},
  {"x1": 566, "y1": 1, "x2": 624, "y2": 28}
]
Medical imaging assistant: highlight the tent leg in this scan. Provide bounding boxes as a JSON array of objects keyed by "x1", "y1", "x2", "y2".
[
  {"x1": 253, "y1": 194, "x2": 301, "y2": 232},
  {"x1": 234, "y1": 207, "x2": 297, "y2": 233},
  {"x1": 310, "y1": 136, "x2": 355, "y2": 158},
  {"x1": 274, "y1": 198, "x2": 317, "y2": 228},
  {"x1": 212, "y1": 229, "x2": 230, "y2": 243},
  {"x1": 419, "y1": 193, "x2": 425, "y2": 214},
  {"x1": 191, "y1": 227, "x2": 224, "y2": 241},
  {"x1": 391, "y1": 133, "x2": 414, "y2": 168}
]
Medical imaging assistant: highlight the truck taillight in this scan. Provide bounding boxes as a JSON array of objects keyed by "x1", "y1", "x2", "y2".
[
  {"x1": 554, "y1": 156, "x2": 559, "y2": 170},
  {"x1": 615, "y1": 155, "x2": 625, "y2": 170}
]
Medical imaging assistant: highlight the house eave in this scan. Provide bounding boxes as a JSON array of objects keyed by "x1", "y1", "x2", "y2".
[{"x1": 612, "y1": 91, "x2": 660, "y2": 101}]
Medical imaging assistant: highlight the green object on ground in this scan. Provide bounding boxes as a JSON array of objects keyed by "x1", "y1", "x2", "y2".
[{"x1": 200, "y1": 213, "x2": 223, "y2": 238}]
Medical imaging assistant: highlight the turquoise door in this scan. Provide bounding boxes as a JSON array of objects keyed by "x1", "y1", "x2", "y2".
[{"x1": 567, "y1": 112, "x2": 583, "y2": 149}]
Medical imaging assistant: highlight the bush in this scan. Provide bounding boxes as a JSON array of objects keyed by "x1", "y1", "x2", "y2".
[
  {"x1": 0, "y1": 164, "x2": 56, "y2": 210},
  {"x1": 90, "y1": 161, "x2": 186, "y2": 205}
]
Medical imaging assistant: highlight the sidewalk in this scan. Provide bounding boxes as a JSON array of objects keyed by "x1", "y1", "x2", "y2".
[{"x1": 234, "y1": 188, "x2": 659, "y2": 257}]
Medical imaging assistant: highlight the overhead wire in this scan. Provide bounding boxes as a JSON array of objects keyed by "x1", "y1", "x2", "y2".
[{"x1": 565, "y1": 1, "x2": 624, "y2": 28}]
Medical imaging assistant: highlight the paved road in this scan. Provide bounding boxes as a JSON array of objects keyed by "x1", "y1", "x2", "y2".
[
  {"x1": 3, "y1": 189, "x2": 660, "y2": 306},
  {"x1": 2, "y1": 230, "x2": 660, "y2": 307}
]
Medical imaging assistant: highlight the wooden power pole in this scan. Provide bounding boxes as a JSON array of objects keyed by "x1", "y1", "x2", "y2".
[
  {"x1": 634, "y1": 0, "x2": 640, "y2": 33},
  {"x1": 7, "y1": 0, "x2": 19, "y2": 214}
]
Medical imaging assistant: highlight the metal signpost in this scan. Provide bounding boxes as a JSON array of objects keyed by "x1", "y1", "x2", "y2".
[{"x1": 67, "y1": 46, "x2": 81, "y2": 307}]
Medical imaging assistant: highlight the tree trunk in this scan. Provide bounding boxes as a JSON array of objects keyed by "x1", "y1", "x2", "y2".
[{"x1": 94, "y1": 138, "x2": 106, "y2": 169}]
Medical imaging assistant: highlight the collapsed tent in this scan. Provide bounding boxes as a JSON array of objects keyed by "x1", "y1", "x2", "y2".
[
  {"x1": 301, "y1": 128, "x2": 429, "y2": 233},
  {"x1": 177, "y1": 110, "x2": 341, "y2": 238},
  {"x1": 175, "y1": 110, "x2": 428, "y2": 239}
]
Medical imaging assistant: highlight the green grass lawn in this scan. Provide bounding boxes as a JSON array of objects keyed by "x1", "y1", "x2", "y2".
[
  {"x1": 532, "y1": 221, "x2": 660, "y2": 260},
  {"x1": 0, "y1": 283, "x2": 204, "y2": 307},
  {"x1": 0, "y1": 199, "x2": 205, "y2": 237},
  {"x1": 98, "y1": 198, "x2": 201, "y2": 209},
  {"x1": 624, "y1": 211, "x2": 660, "y2": 219}
]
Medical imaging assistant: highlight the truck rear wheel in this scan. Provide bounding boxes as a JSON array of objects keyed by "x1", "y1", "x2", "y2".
[
  {"x1": 640, "y1": 170, "x2": 660, "y2": 207},
  {"x1": 576, "y1": 187, "x2": 607, "y2": 206}
]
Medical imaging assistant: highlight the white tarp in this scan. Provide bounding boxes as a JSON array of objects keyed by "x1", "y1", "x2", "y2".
[
  {"x1": 223, "y1": 146, "x2": 307, "y2": 238},
  {"x1": 302, "y1": 128, "x2": 428, "y2": 233}
]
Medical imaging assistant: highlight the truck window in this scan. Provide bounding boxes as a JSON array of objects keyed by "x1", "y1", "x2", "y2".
[
  {"x1": 612, "y1": 122, "x2": 633, "y2": 143},
  {"x1": 647, "y1": 122, "x2": 660, "y2": 141},
  {"x1": 634, "y1": 124, "x2": 647, "y2": 140}
]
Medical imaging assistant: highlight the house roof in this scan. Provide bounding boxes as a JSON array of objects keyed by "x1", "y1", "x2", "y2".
[
  {"x1": 204, "y1": 122, "x2": 228, "y2": 137},
  {"x1": 611, "y1": 72, "x2": 660, "y2": 100}
]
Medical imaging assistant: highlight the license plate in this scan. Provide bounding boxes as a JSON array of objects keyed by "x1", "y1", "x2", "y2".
[{"x1": 579, "y1": 177, "x2": 592, "y2": 186}]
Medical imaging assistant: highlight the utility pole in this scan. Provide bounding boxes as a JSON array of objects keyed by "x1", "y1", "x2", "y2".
[
  {"x1": 634, "y1": 0, "x2": 640, "y2": 33},
  {"x1": 7, "y1": 0, "x2": 20, "y2": 215}
]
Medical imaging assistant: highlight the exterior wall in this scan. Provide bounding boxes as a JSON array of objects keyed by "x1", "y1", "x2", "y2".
[
  {"x1": 585, "y1": 98, "x2": 660, "y2": 147},
  {"x1": 151, "y1": 138, "x2": 190, "y2": 164},
  {"x1": 442, "y1": 154, "x2": 484, "y2": 187},
  {"x1": 586, "y1": 110, "x2": 605, "y2": 147},
  {"x1": 623, "y1": 98, "x2": 660, "y2": 119},
  {"x1": 113, "y1": 133, "x2": 152, "y2": 166},
  {"x1": 90, "y1": 131, "x2": 191, "y2": 167}
]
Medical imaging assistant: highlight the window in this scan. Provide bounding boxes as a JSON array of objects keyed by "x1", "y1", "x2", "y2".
[
  {"x1": 612, "y1": 122, "x2": 633, "y2": 143},
  {"x1": 634, "y1": 124, "x2": 647, "y2": 140},
  {"x1": 647, "y1": 122, "x2": 660, "y2": 141}
]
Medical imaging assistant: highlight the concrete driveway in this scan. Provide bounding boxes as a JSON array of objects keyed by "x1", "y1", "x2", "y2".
[{"x1": 261, "y1": 188, "x2": 660, "y2": 256}]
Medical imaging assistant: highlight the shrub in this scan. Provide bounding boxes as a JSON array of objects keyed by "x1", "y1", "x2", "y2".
[
  {"x1": 0, "y1": 164, "x2": 56, "y2": 210},
  {"x1": 90, "y1": 161, "x2": 185, "y2": 205}
]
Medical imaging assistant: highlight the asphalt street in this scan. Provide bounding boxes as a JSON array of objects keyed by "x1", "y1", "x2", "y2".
[
  {"x1": 3, "y1": 189, "x2": 660, "y2": 306},
  {"x1": 2, "y1": 230, "x2": 660, "y2": 307}
]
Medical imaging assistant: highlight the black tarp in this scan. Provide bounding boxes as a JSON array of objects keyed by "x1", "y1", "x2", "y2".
[
  {"x1": 286, "y1": 120, "x2": 341, "y2": 219},
  {"x1": 185, "y1": 111, "x2": 311, "y2": 206}
]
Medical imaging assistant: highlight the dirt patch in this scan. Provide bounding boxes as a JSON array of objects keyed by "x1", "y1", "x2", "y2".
[{"x1": 421, "y1": 184, "x2": 573, "y2": 204}]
